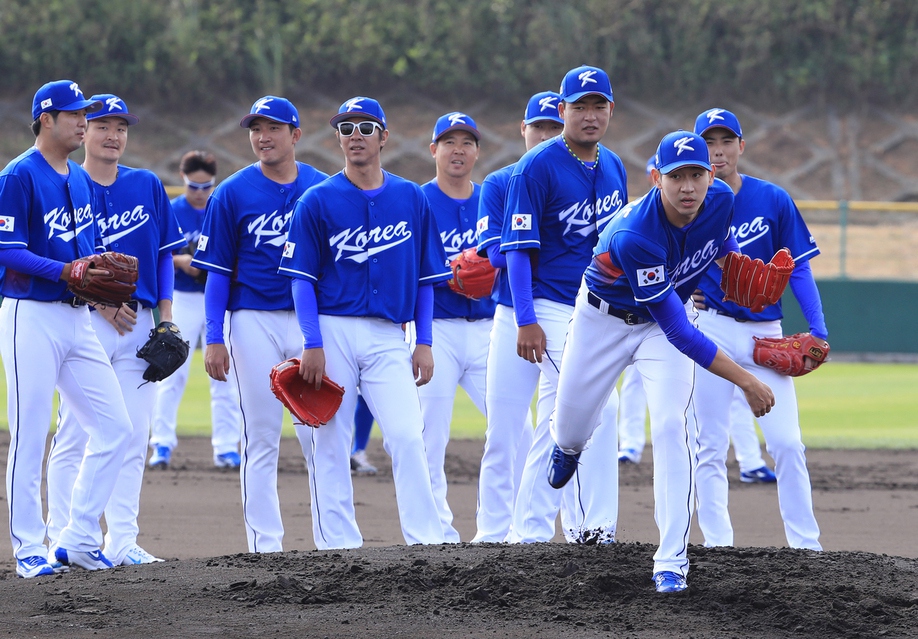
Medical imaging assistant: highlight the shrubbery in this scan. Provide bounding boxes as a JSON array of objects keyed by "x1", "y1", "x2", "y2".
[{"x1": 1, "y1": 0, "x2": 914, "y2": 108}]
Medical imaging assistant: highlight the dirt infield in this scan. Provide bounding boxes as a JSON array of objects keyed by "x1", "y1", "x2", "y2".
[{"x1": 0, "y1": 435, "x2": 916, "y2": 638}]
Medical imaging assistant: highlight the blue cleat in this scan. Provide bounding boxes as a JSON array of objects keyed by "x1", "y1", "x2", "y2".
[
  {"x1": 148, "y1": 445, "x2": 172, "y2": 469},
  {"x1": 214, "y1": 451, "x2": 241, "y2": 469},
  {"x1": 547, "y1": 444, "x2": 581, "y2": 489},
  {"x1": 653, "y1": 571, "x2": 688, "y2": 593},
  {"x1": 55, "y1": 547, "x2": 114, "y2": 571},
  {"x1": 740, "y1": 466, "x2": 777, "y2": 483},
  {"x1": 16, "y1": 556, "x2": 55, "y2": 578}
]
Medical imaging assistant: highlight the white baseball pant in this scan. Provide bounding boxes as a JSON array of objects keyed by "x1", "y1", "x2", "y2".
[
  {"x1": 298, "y1": 315, "x2": 445, "y2": 549},
  {"x1": 227, "y1": 308, "x2": 310, "y2": 553},
  {"x1": 150, "y1": 290, "x2": 241, "y2": 456},
  {"x1": 553, "y1": 286, "x2": 698, "y2": 577},
  {"x1": 694, "y1": 309, "x2": 821, "y2": 550},
  {"x1": 509, "y1": 297, "x2": 619, "y2": 545},
  {"x1": 418, "y1": 317, "x2": 492, "y2": 542},
  {"x1": 0, "y1": 300, "x2": 130, "y2": 558},
  {"x1": 617, "y1": 364, "x2": 647, "y2": 458},
  {"x1": 46, "y1": 307, "x2": 157, "y2": 563}
]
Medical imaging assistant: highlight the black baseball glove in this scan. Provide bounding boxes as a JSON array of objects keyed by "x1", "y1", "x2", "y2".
[{"x1": 136, "y1": 321, "x2": 191, "y2": 383}]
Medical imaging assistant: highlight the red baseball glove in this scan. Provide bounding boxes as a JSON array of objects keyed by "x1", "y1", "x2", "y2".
[
  {"x1": 448, "y1": 248, "x2": 496, "y2": 300},
  {"x1": 67, "y1": 251, "x2": 139, "y2": 306},
  {"x1": 721, "y1": 248, "x2": 795, "y2": 314},
  {"x1": 752, "y1": 332, "x2": 830, "y2": 377},
  {"x1": 269, "y1": 358, "x2": 345, "y2": 427}
]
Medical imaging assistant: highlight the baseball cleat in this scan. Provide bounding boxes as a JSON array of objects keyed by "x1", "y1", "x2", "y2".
[
  {"x1": 740, "y1": 466, "x2": 777, "y2": 483},
  {"x1": 16, "y1": 556, "x2": 55, "y2": 578},
  {"x1": 148, "y1": 445, "x2": 172, "y2": 469},
  {"x1": 547, "y1": 445, "x2": 581, "y2": 489},
  {"x1": 54, "y1": 547, "x2": 114, "y2": 571},
  {"x1": 214, "y1": 451, "x2": 241, "y2": 469},
  {"x1": 121, "y1": 545, "x2": 164, "y2": 565},
  {"x1": 653, "y1": 571, "x2": 688, "y2": 593},
  {"x1": 46, "y1": 546, "x2": 70, "y2": 574},
  {"x1": 350, "y1": 450, "x2": 378, "y2": 475},
  {"x1": 617, "y1": 448, "x2": 641, "y2": 464}
]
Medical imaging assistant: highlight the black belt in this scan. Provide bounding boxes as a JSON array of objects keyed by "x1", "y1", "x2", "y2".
[
  {"x1": 125, "y1": 300, "x2": 140, "y2": 311},
  {"x1": 587, "y1": 291, "x2": 647, "y2": 325},
  {"x1": 714, "y1": 309, "x2": 749, "y2": 323},
  {"x1": 64, "y1": 297, "x2": 87, "y2": 307}
]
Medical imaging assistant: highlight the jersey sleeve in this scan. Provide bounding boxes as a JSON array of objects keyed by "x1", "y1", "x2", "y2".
[
  {"x1": 501, "y1": 171, "x2": 545, "y2": 252},
  {"x1": 608, "y1": 230, "x2": 672, "y2": 304},
  {"x1": 776, "y1": 191, "x2": 820, "y2": 264},
  {"x1": 476, "y1": 171, "x2": 507, "y2": 253},
  {"x1": 192, "y1": 192, "x2": 237, "y2": 274},
  {"x1": 279, "y1": 192, "x2": 324, "y2": 281},
  {"x1": 155, "y1": 182, "x2": 186, "y2": 254},
  {"x1": 418, "y1": 194, "x2": 451, "y2": 284},
  {"x1": 0, "y1": 174, "x2": 31, "y2": 248}
]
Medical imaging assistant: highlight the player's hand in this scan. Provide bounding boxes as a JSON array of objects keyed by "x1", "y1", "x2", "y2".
[
  {"x1": 517, "y1": 323, "x2": 546, "y2": 364},
  {"x1": 204, "y1": 343, "x2": 231, "y2": 382},
  {"x1": 300, "y1": 347, "x2": 327, "y2": 390},
  {"x1": 741, "y1": 376, "x2": 775, "y2": 418},
  {"x1": 412, "y1": 344, "x2": 434, "y2": 386},
  {"x1": 96, "y1": 302, "x2": 137, "y2": 336},
  {"x1": 173, "y1": 253, "x2": 202, "y2": 277},
  {"x1": 803, "y1": 337, "x2": 831, "y2": 373},
  {"x1": 691, "y1": 288, "x2": 708, "y2": 311}
]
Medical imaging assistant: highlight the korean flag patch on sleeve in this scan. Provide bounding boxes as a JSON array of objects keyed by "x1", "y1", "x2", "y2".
[
  {"x1": 511, "y1": 214, "x2": 532, "y2": 231},
  {"x1": 196, "y1": 234, "x2": 209, "y2": 252},
  {"x1": 477, "y1": 216, "x2": 488, "y2": 235},
  {"x1": 0, "y1": 216, "x2": 14, "y2": 232},
  {"x1": 637, "y1": 266, "x2": 665, "y2": 287},
  {"x1": 283, "y1": 241, "x2": 295, "y2": 259}
]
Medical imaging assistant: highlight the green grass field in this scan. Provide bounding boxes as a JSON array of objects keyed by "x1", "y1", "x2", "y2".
[{"x1": 1, "y1": 351, "x2": 915, "y2": 449}]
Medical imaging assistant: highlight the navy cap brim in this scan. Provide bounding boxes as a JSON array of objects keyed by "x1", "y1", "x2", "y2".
[
  {"x1": 658, "y1": 159, "x2": 712, "y2": 175},
  {"x1": 89, "y1": 112, "x2": 139, "y2": 126},
  {"x1": 696, "y1": 122, "x2": 742, "y2": 138},
  {"x1": 240, "y1": 113, "x2": 297, "y2": 128},
  {"x1": 434, "y1": 124, "x2": 480, "y2": 142},
  {"x1": 329, "y1": 112, "x2": 386, "y2": 128}
]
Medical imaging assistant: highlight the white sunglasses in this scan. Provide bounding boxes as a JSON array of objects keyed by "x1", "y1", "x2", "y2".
[{"x1": 336, "y1": 121, "x2": 383, "y2": 137}]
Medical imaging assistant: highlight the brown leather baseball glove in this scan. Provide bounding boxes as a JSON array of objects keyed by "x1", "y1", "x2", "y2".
[
  {"x1": 67, "y1": 251, "x2": 139, "y2": 306},
  {"x1": 269, "y1": 358, "x2": 345, "y2": 427},
  {"x1": 721, "y1": 248, "x2": 795, "y2": 314},
  {"x1": 752, "y1": 332, "x2": 830, "y2": 377}
]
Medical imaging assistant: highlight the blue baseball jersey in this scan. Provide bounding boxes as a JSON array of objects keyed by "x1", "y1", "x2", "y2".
[
  {"x1": 92, "y1": 165, "x2": 185, "y2": 308},
  {"x1": 279, "y1": 171, "x2": 451, "y2": 323},
  {"x1": 0, "y1": 148, "x2": 103, "y2": 301},
  {"x1": 501, "y1": 137, "x2": 628, "y2": 306},
  {"x1": 192, "y1": 162, "x2": 328, "y2": 311},
  {"x1": 421, "y1": 180, "x2": 495, "y2": 320},
  {"x1": 585, "y1": 179, "x2": 735, "y2": 321},
  {"x1": 696, "y1": 175, "x2": 819, "y2": 321},
  {"x1": 171, "y1": 194, "x2": 206, "y2": 293},
  {"x1": 476, "y1": 163, "x2": 515, "y2": 307}
]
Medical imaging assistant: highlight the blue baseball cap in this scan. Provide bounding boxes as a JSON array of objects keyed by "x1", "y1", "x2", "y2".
[
  {"x1": 239, "y1": 96, "x2": 299, "y2": 128},
  {"x1": 654, "y1": 130, "x2": 711, "y2": 175},
  {"x1": 559, "y1": 65, "x2": 614, "y2": 103},
  {"x1": 32, "y1": 80, "x2": 102, "y2": 121},
  {"x1": 694, "y1": 108, "x2": 743, "y2": 138},
  {"x1": 86, "y1": 94, "x2": 139, "y2": 126},
  {"x1": 523, "y1": 91, "x2": 563, "y2": 125},
  {"x1": 432, "y1": 112, "x2": 480, "y2": 142},
  {"x1": 330, "y1": 96, "x2": 387, "y2": 129}
]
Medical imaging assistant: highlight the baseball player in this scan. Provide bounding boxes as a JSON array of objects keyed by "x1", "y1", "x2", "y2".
[
  {"x1": 548, "y1": 129, "x2": 775, "y2": 593},
  {"x1": 279, "y1": 96, "x2": 449, "y2": 549},
  {"x1": 149, "y1": 150, "x2": 243, "y2": 470},
  {"x1": 192, "y1": 96, "x2": 328, "y2": 553},
  {"x1": 473, "y1": 91, "x2": 561, "y2": 542},
  {"x1": 0, "y1": 80, "x2": 132, "y2": 576},
  {"x1": 417, "y1": 111, "x2": 493, "y2": 541},
  {"x1": 45, "y1": 93, "x2": 186, "y2": 567},
  {"x1": 500, "y1": 66, "x2": 628, "y2": 544},
  {"x1": 691, "y1": 108, "x2": 825, "y2": 549}
]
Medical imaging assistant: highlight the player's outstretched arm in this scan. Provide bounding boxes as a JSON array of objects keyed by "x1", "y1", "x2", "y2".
[{"x1": 707, "y1": 350, "x2": 775, "y2": 417}]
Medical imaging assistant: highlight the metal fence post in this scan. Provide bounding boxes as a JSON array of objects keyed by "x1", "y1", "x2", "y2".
[{"x1": 839, "y1": 200, "x2": 848, "y2": 279}]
